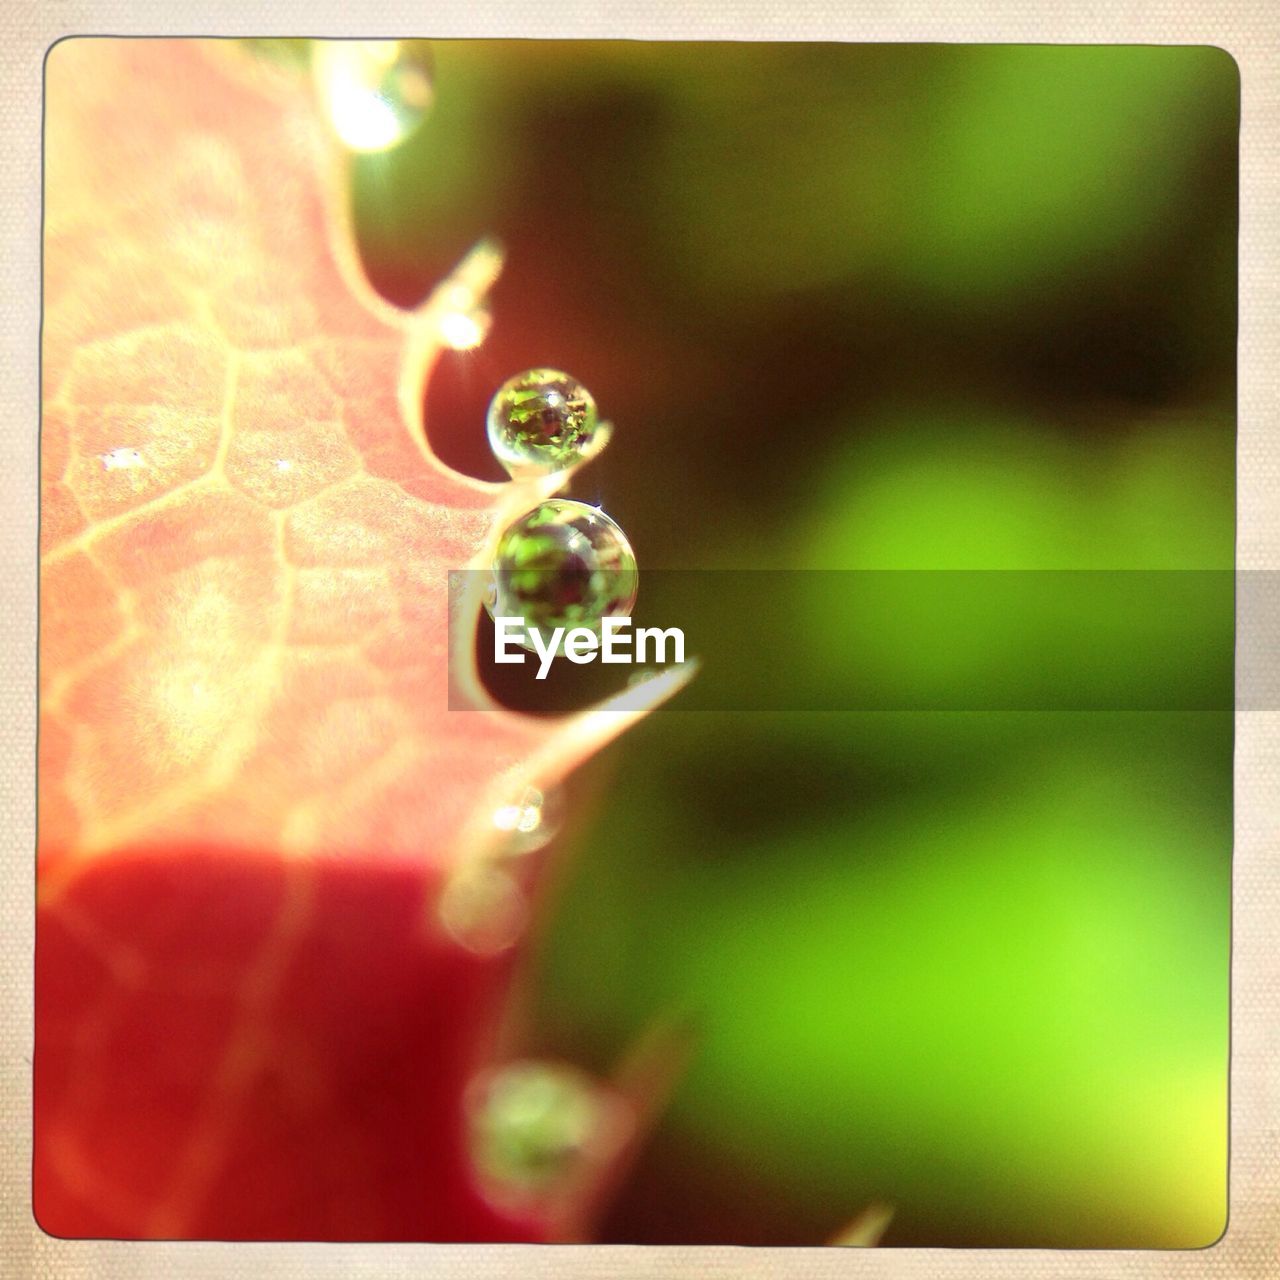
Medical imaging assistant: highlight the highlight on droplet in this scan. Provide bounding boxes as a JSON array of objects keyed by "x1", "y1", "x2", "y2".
[{"x1": 312, "y1": 40, "x2": 434, "y2": 153}]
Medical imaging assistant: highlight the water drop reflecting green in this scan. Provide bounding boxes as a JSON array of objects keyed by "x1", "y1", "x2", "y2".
[
  {"x1": 487, "y1": 499, "x2": 637, "y2": 646},
  {"x1": 486, "y1": 369, "x2": 604, "y2": 478},
  {"x1": 468, "y1": 1061, "x2": 606, "y2": 1198}
]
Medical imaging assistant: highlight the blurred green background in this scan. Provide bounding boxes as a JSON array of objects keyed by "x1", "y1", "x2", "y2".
[{"x1": 344, "y1": 42, "x2": 1236, "y2": 1246}]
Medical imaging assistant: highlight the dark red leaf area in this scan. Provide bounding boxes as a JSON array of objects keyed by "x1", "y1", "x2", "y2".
[{"x1": 35, "y1": 850, "x2": 542, "y2": 1241}]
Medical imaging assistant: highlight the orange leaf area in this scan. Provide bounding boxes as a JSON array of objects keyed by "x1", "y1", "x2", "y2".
[
  {"x1": 36, "y1": 39, "x2": 683, "y2": 1239},
  {"x1": 41, "y1": 38, "x2": 525, "y2": 870}
]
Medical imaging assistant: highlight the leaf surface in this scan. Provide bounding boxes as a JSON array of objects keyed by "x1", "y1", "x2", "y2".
[{"x1": 37, "y1": 38, "x2": 682, "y2": 1239}]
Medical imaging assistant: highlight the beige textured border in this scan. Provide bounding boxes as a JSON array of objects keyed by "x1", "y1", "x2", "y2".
[{"x1": 3, "y1": 3, "x2": 1276, "y2": 1276}]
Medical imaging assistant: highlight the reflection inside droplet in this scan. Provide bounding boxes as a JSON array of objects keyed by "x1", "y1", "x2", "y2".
[
  {"x1": 486, "y1": 499, "x2": 638, "y2": 648},
  {"x1": 467, "y1": 1060, "x2": 609, "y2": 1204},
  {"x1": 486, "y1": 368, "x2": 606, "y2": 478}
]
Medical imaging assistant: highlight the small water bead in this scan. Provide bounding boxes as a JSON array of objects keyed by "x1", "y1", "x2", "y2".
[
  {"x1": 487, "y1": 499, "x2": 638, "y2": 647},
  {"x1": 438, "y1": 865, "x2": 527, "y2": 957},
  {"x1": 492, "y1": 784, "x2": 562, "y2": 856},
  {"x1": 468, "y1": 1061, "x2": 611, "y2": 1202},
  {"x1": 486, "y1": 369, "x2": 605, "y2": 478},
  {"x1": 437, "y1": 304, "x2": 490, "y2": 351},
  {"x1": 314, "y1": 40, "x2": 434, "y2": 153}
]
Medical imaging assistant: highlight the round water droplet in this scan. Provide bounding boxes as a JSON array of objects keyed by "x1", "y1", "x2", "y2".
[
  {"x1": 487, "y1": 499, "x2": 638, "y2": 647},
  {"x1": 492, "y1": 784, "x2": 562, "y2": 856},
  {"x1": 438, "y1": 865, "x2": 526, "y2": 957},
  {"x1": 314, "y1": 40, "x2": 434, "y2": 153},
  {"x1": 486, "y1": 369, "x2": 604, "y2": 477},
  {"x1": 438, "y1": 304, "x2": 490, "y2": 351},
  {"x1": 468, "y1": 1061, "x2": 607, "y2": 1201}
]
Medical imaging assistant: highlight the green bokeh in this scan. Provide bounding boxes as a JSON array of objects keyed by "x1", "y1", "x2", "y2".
[{"x1": 534, "y1": 710, "x2": 1229, "y2": 1245}]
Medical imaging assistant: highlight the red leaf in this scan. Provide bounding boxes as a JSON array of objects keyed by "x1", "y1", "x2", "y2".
[{"x1": 37, "y1": 38, "x2": 687, "y2": 1240}]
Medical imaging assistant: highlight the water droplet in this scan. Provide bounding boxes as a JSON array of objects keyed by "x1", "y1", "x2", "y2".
[
  {"x1": 492, "y1": 784, "x2": 562, "y2": 855},
  {"x1": 314, "y1": 40, "x2": 434, "y2": 153},
  {"x1": 486, "y1": 369, "x2": 606, "y2": 478},
  {"x1": 487, "y1": 499, "x2": 638, "y2": 646},
  {"x1": 468, "y1": 1061, "x2": 610, "y2": 1203},
  {"x1": 438, "y1": 865, "x2": 527, "y2": 956},
  {"x1": 438, "y1": 305, "x2": 490, "y2": 351}
]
